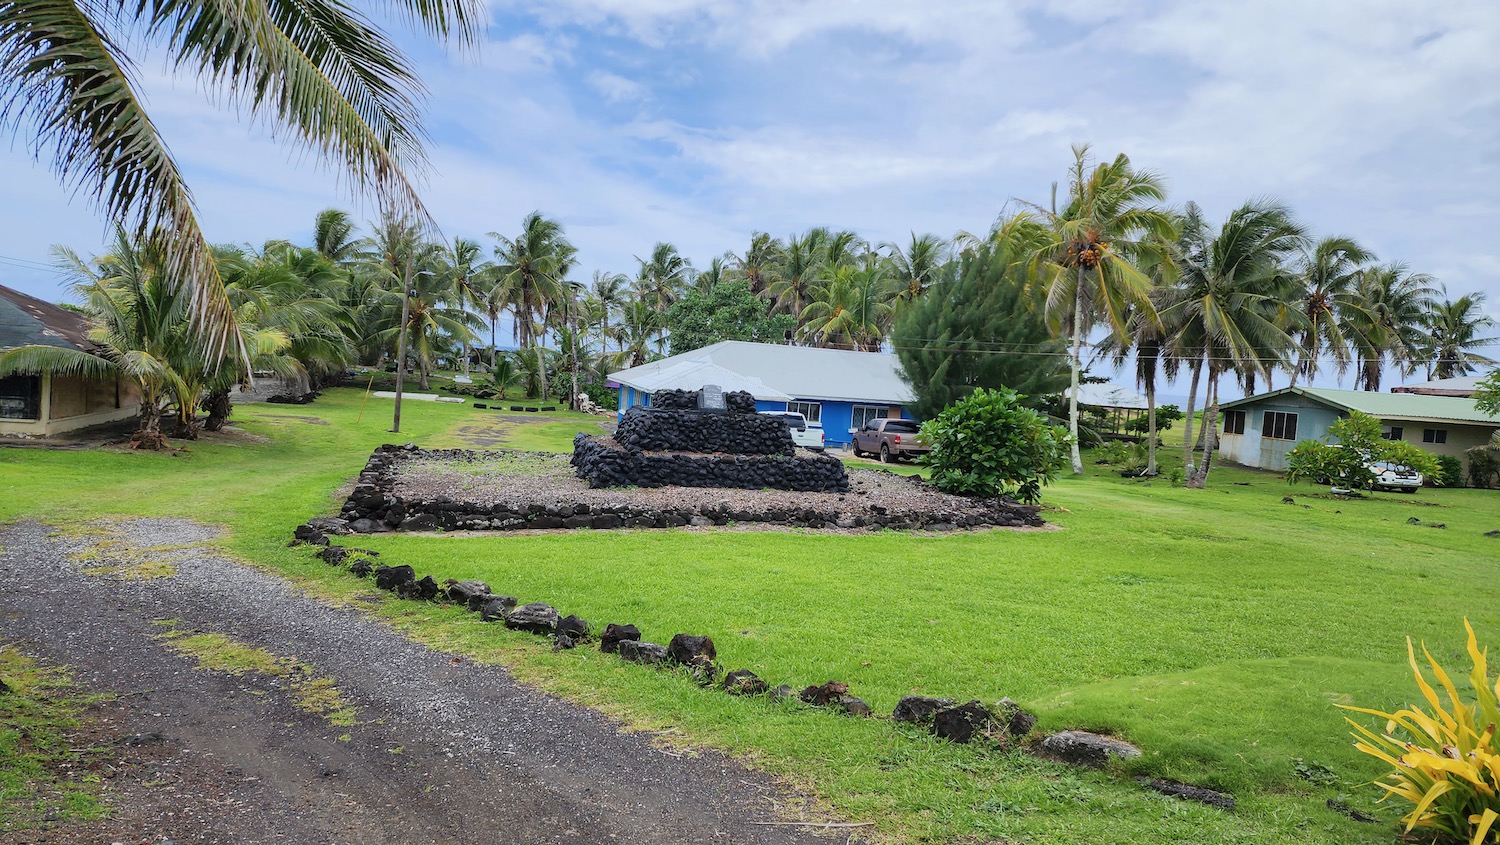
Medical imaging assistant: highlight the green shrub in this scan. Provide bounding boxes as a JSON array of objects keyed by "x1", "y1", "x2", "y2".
[
  {"x1": 1091, "y1": 441, "x2": 1131, "y2": 465},
  {"x1": 1474, "y1": 370, "x2": 1500, "y2": 417},
  {"x1": 1468, "y1": 441, "x2": 1500, "y2": 488},
  {"x1": 1285, "y1": 412, "x2": 1441, "y2": 491},
  {"x1": 918, "y1": 387, "x2": 1069, "y2": 503},
  {"x1": 1436, "y1": 454, "x2": 1465, "y2": 488},
  {"x1": 1123, "y1": 404, "x2": 1183, "y2": 434}
]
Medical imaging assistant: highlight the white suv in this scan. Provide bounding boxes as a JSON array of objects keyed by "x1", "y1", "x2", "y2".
[{"x1": 760, "y1": 411, "x2": 825, "y2": 451}]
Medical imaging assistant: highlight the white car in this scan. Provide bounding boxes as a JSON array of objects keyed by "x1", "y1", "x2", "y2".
[
  {"x1": 1370, "y1": 460, "x2": 1423, "y2": 493},
  {"x1": 760, "y1": 411, "x2": 825, "y2": 451}
]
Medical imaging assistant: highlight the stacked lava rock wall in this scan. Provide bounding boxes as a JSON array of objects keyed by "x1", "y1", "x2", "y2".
[
  {"x1": 571, "y1": 434, "x2": 850, "y2": 492},
  {"x1": 613, "y1": 407, "x2": 794, "y2": 455}
]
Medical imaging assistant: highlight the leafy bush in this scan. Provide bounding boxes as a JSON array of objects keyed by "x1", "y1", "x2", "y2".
[
  {"x1": 1436, "y1": 454, "x2": 1466, "y2": 489},
  {"x1": 919, "y1": 387, "x2": 1069, "y2": 503},
  {"x1": 1123, "y1": 404, "x2": 1184, "y2": 434},
  {"x1": 1092, "y1": 441, "x2": 1131, "y2": 465},
  {"x1": 1468, "y1": 440, "x2": 1500, "y2": 489},
  {"x1": 1285, "y1": 411, "x2": 1441, "y2": 490},
  {"x1": 1474, "y1": 370, "x2": 1500, "y2": 417},
  {"x1": 1340, "y1": 620, "x2": 1498, "y2": 845}
]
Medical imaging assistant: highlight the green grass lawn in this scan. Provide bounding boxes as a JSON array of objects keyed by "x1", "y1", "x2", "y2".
[{"x1": 2, "y1": 389, "x2": 1495, "y2": 844}]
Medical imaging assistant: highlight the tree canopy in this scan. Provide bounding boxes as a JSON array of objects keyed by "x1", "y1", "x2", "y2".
[
  {"x1": 665, "y1": 281, "x2": 793, "y2": 356},
  {"x1": 893, "y1": 235, "x2": 1067, "y2": 421}
]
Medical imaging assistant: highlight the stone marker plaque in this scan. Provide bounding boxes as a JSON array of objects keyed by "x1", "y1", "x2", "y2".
[{"x1": 697, "y1": 383, "x2": 726, "y2": 412}]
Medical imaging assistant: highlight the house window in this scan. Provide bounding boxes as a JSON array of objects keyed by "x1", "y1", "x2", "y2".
[
  {"x1": 0, "y1": 375, "x2": 40, "y2": 420},
  {"x1": 789, "y1": 401, "x2": 822, "y2": 425},
  {"x1": 1222, "y1": 409, "x2": 1246, "y2": 435},
  {"x1": 1422, "y1": 428, "x2": 1447, "y2": 444},
  {"x1": 851, "y1": 404, "x2": 887, "y2": 431},
  {"x1": 1262, "y1": 410, "x2": 1298, "y2": 440},
  {"x1": 1382, "y1": 425, "x2": 1404, "y2": 441}
]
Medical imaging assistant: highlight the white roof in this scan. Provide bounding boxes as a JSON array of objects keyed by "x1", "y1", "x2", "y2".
[
  {"x1": 609, "y1": 341, "x2": 915, "y2": 404},
  {"x1": 1074, "y1": 383, "x2": 1149, "y2": 409},
  {"x1": 613, "y1": 359, "x2": 791, "y2": 402}
]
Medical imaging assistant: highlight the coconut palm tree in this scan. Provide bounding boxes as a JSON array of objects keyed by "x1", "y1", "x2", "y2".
[
  {"x1": 0, "y1": 0, "x2": 481, "y2": 369},
  {"x1": 490, "y1": 212, "x2": 577, "y2": 399},
  {"x1": 799, "y1": 259, "x2": 893, "y2": 351},
  {"x1": 693, "y1": 256, "x2": 729, "y2": 294},
  {"x1": 731, "y1": 232, "x2": 784, "y2": 297},
  {"x1": 1024, "y1": 144, "x2": 1175, "y2": 474},
  {"x1": 1346, "y1": 263, "x2": 1437, "y2": 391},
  {"x1": 442, "y1": 237, "x2": 489, "y2": 378},
  {"x1": 1421, "y1": 291, "x2": 1497, "y2": 379},
  {"x1": 1162, "y1": 199, "x2": 1306, "y2": 487},
  {"x1": 588, "y1": 270, "x2": 629, "y2": 349},
  {"x1": 1286, "y1": 236, "x2": 1376, "y2": 386},
  {"x1": 766, "y1": 228, "x2": 827, "y2": 326},
  {"x1": 882, "y1": 233, "x2": 949, "y2": 306},
  {"x1": 617, "y1": 300, "x2": 664, "y2": 367},
  {"x1": 633, "y1": 242, "x2": 693, "y2": 312}
]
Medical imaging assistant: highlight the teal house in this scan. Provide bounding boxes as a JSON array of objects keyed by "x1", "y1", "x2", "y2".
[{"x1": 1215, "y1": 386, "x2": 1499, "y2": 474}]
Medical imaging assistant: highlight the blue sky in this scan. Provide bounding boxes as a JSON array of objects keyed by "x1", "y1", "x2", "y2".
[{"x1": 1, "y1": 0, "x2": 1495, "y2": 394}]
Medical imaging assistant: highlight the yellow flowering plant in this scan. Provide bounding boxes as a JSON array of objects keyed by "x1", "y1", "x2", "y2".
[{"x1": 1342, "y1": 621, "x2": 1499, "y2": 844}]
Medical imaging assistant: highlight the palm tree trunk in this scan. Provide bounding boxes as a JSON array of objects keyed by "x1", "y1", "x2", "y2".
[
  {"x1": 203, "y1": 388, "x2": 232, "y2": 432},
  {"x1": 1145, "y1": 378, "x2": 1158, "y2": 476},
  {"x1": 1188, "y1": 371, "x2": 1221, "y2": 488},
  {"x1": 131, "y1": 388, "x2": 169, "y2": 450},
  {"x1": 1181, "y1": 356, "x2": 1203, "y2": 476},
  {"x1": 537, "y1": 346, "x2": 548, "y2": 401},
  {"x1": 490, "y1": 316, "x2": 498, "y2": 369},
  {"x1": 1067, "y1": 265, "x2": 1085, "y2": 474}
]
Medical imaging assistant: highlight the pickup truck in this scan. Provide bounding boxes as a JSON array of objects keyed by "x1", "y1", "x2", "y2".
[{"x1": 851, "y1": 418, "x2": 928, "y2": 463}]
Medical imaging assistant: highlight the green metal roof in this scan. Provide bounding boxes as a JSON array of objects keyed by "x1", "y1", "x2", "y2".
[{"x1": 1220, "y1": 386, "x2": 1499, "y2": 426}]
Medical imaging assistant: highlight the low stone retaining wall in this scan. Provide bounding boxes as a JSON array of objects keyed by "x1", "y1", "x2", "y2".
[
  {"x1": 337, "y1": 444, "x2": 1042, "y2": 533},
  {"x1": 571, "y1": 434, "x2": 849, "y2": 493}
]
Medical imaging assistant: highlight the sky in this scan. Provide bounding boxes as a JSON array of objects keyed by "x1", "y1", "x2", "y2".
[{"x1": 1, "y1": 0, "x2": 1496, "y2": 398}]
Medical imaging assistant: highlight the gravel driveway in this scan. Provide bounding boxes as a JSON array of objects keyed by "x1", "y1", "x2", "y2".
[{"x1": 0, "y1": 520, "x2": 842, "y2": 845}]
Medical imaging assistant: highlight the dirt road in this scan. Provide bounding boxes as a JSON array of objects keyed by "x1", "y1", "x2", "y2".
[{"x1": 0, "y1": 520, "x2": 837, "y2": 845}]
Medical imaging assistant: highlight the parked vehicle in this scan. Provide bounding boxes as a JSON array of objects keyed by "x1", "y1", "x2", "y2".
[
  {"x1": 760, "y1": 411, "x2": 825, "y2": 451},
  {"x1": 1369, "y1": 459, "x2": 1423, "y2": 493},
  {"x1": 851, "y1": 418, "x2": 927, "y2": 463}
]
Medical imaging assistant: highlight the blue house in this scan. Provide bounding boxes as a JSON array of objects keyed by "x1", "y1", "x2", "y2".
[{"x1": 608, "y1": 341, "x2": 917, "y2": 448}]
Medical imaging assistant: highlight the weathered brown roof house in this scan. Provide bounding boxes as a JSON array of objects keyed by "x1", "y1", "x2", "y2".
[{"x1": 0, "y1": 284, "x2": 141, "y2": 436}]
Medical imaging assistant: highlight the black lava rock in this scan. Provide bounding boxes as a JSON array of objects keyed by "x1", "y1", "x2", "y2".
[
  {"x1": 600, "y1": 623, "x2": 641, "y2": 654},
  {"x1": 997, "y1": 696, "x2": 1036, "y2": 737},
  {"x1": 1038, "y1": 731, "x2": 1142, "y2": 768},
  {"x1": 722, "y1": 669, "x2": 769, "y2": 696},
  {"x1": 292, "y1": 524, "x2": 328, "y2": 546},
  {"x1": 350, "y1": 559, "x2": 373, "y2": 578},
  {"x1": 892, "y1": 695, "x2": 956, "y2": 724},
  {"x1": 1139, "y1": 778, "x2": 1236, "y2": 810},
  {"x1": 504, "y1": 602, "x2": 560, "y2": 635},
  {"x1": 931, "y1": 700, "x2": 991, "y2": 743},
  {"x1": 374, "y1": 564, "x2": 415, "y2": 591},
  {"x1": 446, "y1": 580, "x2": 491, "y2": 609},
  {"x1": 667, "y1": 634, "x2": 717, "y2": 666},
  {"x1": 480, "y1": 596, "x2": 517, "y2": 622},
  {"x1": 556, "y1": 614, "x2": 591, "y2": 640},
  {"x1": 619, "y1": 640, "x2": 669, "y2": 665}
]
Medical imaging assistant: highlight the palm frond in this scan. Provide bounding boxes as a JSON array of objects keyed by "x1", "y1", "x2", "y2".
[
  {"x1": 0, "y1": 0, "x2": 246, "y2": 368},
  {"x1": 0, "y1": 345, "x2": 117, "y2": 378}
]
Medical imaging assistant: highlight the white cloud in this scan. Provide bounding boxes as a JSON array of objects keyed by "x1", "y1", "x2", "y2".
[{"x1": 586, "y1": 70, "x2": 650, "y2": 103}]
